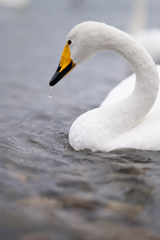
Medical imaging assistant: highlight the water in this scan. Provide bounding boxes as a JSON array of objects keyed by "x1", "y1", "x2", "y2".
[
  {"x1": 49, "y1": 87, "x2": 53, "y2": 98},
  {"x1": 1, "y1": 0, "x2": 160, "y2": 239}
]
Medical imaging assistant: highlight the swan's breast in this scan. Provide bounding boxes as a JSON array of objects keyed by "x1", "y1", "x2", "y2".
[{"x1": 69, "y1": 108, "x2": 111, "y2": 151}]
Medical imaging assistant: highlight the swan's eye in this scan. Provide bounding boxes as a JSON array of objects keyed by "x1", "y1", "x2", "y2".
[{"x1": 68, "y1": 40, "x2": 72, "y2": 45}]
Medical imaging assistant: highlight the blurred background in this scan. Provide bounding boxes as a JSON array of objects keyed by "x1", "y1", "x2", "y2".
[{"x1": 1, "y1": 0, "x2": 160, "y2": 239}]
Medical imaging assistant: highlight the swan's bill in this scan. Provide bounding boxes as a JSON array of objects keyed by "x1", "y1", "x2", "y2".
[{"x1": 49, "y1": 44, "x2": 76, "y2": 86}]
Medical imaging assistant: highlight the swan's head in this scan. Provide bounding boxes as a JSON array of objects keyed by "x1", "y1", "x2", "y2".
[{"x1": 49, "y1": 21, "x2": 104, "y2": 86}]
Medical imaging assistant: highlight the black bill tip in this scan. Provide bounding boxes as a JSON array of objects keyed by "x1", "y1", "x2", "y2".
[{"x1": 49, "y1": 61, "x2": 75, "y2": 87}]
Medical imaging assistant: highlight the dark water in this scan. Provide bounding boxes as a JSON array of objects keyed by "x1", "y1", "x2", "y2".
[{"x1": 1, "y1": 0, "x2": 160, "y2": 239}]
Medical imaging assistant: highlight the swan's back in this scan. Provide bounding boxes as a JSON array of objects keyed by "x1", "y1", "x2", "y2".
[
  {"x1": 101, "y1": 65, "x2": 160, "y2": 106},
  {"x1": 100, "y1": 65, "x2": 160, "y2": 151},
  {"x1": 133, "y1": 30, "x2": 160, "y2": 64}
]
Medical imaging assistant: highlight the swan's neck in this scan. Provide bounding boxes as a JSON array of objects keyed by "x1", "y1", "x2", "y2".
[
  {"x1": 97, "y1": 24, "x2": 159, "y2": 135},
  {"x1": 128, "y1": 0, "x2": 148, "y2": 34}
]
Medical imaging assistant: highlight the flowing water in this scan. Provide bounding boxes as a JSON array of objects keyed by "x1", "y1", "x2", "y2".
[{"x1": 1, "y1": 0, "x2": 160, "y2": 239}]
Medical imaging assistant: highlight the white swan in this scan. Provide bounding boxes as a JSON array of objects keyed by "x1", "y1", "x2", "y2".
[
  {"x1": 49, "y1": 21, "x2": 160, "y2": 152},
  {"x1": 129, "y1": 0, "x2": 160, "y2": 64},
  {"x1": 0, "y1": 0, "x2": 30, "y2": 8}
]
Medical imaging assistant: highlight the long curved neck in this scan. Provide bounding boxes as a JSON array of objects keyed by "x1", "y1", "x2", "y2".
[
  {"x1": 97, "y1": 23, "x2": 159, "y2": 134},
  {"x1": 128, "y1": 0, "x2": 148, "y2": 34}
]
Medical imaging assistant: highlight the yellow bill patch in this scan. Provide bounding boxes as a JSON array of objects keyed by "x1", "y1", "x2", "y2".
[{"x1": 59, "y1": 44, "x2": 72, "y2": 72}]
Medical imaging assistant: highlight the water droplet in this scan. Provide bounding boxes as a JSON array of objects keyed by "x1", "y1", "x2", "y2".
[{"x1": 49, "y1": 87, "x2": 53, "y2": 98}]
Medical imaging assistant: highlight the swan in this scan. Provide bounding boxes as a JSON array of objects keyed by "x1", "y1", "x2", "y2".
[
  {"x1": 0, "y1": 0, "x2": 30, "y2": 8},
  {"x1": 129, "y1": 0, "x2": 160, "y2": 64},
  {"x1": 49, "y1": 21, "x2": 160, "y2": 152}
]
